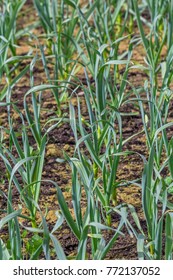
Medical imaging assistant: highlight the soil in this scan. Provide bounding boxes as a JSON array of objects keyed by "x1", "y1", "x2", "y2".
[{"x1": 0, "y1": 1, "x2": 173, "y2": 260}]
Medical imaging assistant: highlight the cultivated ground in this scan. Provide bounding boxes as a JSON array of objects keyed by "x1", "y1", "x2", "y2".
[{"x1": 0, "y1": 0, "x2": 173, "y2": 260}]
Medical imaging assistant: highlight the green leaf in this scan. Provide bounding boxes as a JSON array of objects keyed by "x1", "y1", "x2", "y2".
[
  {"x1": 56, "y1": 187, "x2": 80, "y2": 240},
  {"x1": 0, "y1": 209, "x2": 22, "y2": 229},
  {"x1": 0, "y1": 239, "x2": 11, "y2": 260},
  {"x1": 50, "y1": 234, "x2": 67, "y2": 260}
]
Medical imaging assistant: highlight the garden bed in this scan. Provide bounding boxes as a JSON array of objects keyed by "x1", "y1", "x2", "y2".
[{"x1": 0, "y1": 0, "x2": 173, "y2": 260}]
